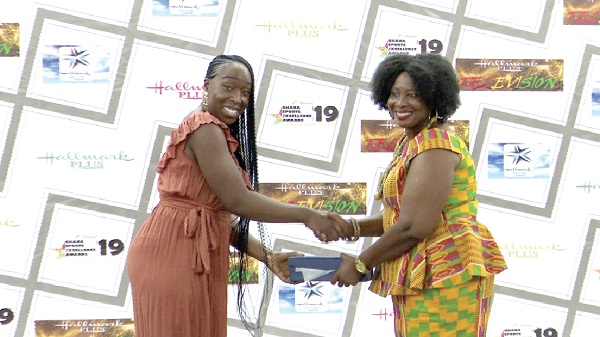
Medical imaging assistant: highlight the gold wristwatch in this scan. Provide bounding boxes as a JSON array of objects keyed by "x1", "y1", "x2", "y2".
[{"x1": 354, "y1": 258, "x2": 368, "y2": 274}]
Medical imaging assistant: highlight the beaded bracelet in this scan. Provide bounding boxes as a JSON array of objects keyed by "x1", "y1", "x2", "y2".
[{"x1": 346, "y1": 218, "x2": 360, "y2": 242}]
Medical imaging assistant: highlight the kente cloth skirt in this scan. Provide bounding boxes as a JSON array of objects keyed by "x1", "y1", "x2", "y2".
[{"x1": 391, "y1": 276, "x2": 494, "y2": 337}]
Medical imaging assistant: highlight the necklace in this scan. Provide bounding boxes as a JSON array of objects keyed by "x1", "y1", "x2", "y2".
[
  {"x1": 374, "y1": 133, "x2": 407, "y2": 200},
  {"x1": 374, "y1": 116, "x2": 438, "y2": 200}
]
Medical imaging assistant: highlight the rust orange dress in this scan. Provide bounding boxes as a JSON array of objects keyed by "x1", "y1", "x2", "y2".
[{"x1": 127, "y1": 111, "x2": 252, "y2": 337}]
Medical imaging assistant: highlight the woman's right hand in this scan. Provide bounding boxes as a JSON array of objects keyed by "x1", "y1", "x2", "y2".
[{"x1": 304, "y1": 211, "x2": 352, "y2": 242}]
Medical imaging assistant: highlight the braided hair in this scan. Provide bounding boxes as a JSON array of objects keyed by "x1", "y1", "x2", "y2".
[{"x1": 205, "y1": 55, "x2": 268, "y2": 334}]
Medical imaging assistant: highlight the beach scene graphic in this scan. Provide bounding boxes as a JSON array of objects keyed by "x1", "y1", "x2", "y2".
[{"x1": 487, "y1": 143, "x2": 552, "y2": 179}]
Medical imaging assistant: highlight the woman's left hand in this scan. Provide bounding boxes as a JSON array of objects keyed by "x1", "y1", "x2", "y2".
[
  {"x1": 330, "y1": 253, "x2": 362, "y2": 287},
  {"x1": 268, "y1": 251, "x2": 304, "y2": 284}
]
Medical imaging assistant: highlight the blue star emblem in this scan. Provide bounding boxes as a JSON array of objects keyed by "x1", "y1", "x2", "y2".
[
  {"x1": 507, "y1": 145, "x2": 532, "y2": 165},
  {"x1": 64, "y1": 48, "x2": 90, "y2": 68},
  {"x1": 298, "y1": 281, "x2": 325, "y2": 300}
]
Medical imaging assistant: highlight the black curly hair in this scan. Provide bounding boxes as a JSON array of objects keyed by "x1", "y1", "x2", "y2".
[{"x1": 370, "y1": 53, "x2": 461, "y2": 122}]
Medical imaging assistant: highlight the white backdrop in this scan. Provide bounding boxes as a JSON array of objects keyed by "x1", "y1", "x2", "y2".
[{"x1": 1, "y1": 0, "x2": 600, "y2": 336}]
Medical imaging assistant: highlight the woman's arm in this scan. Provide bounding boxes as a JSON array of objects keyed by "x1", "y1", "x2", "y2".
[
  {"x1": 230, "y1": 216, "x2": 302, "y2": 283},
  {"x1": 355, "y1": 211, "x2": 385, "y2": 237},
  {"x1": 331, "y1": 148, "x2": 460, "y2": 287},
  {"x1": 358, "y1": 148, "x2": 460, "y2": 269},
  {"x1": 187, "y1": 123, "x2": 343, "y2": 239}
]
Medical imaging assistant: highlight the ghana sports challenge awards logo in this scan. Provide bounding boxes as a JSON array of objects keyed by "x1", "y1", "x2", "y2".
[
  {"x1": 377, "y1": 35, "x2": 444, "y2": 57},
  {"x1": 495, "y1": 326, "x2": 559, "y2": 337},
  {"x1": 52, "y1": 235, "x2": 125, "y2": 258},
  {"x1": 269, "y1": 102, "x2": 340, "y2": 125}
]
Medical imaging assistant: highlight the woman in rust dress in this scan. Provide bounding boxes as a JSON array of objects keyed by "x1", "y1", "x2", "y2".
[{"x1": 127, "y1": 55, "x2": 340, "y2": 337}]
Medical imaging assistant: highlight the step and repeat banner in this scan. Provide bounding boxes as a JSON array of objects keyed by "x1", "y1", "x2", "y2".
[{"x1": 1, "y1": 0, "x2": 600, "y2": 336}]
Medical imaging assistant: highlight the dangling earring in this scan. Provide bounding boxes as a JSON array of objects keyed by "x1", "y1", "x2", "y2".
[
  {"x1": 435, "y1": 109, "x2": 446, "y2": 123},
  {"x1": 425, "y1": 110, "x2": 437, "y2": 129},
  {"x1": 202, "y1": 91, "x2": 209, "y2": 109}
]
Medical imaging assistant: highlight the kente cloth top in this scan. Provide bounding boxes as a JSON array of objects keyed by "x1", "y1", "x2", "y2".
[
  {"x1": 369, "y1": 128, "x2": 507, "y2": 297},
  {"x1": 156, "y1": 110, "x2": 252, "y2": 274}
]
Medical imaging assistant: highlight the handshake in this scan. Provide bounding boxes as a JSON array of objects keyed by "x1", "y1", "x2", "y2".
[{"x1": 304, "y1": 211, "x2": 360, "y2": 244}]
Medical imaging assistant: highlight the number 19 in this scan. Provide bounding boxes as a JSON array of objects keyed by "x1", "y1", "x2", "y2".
[
  {"x1": 418, "y1": 39, "x2": 443, "y2": 54},
  {"x1": 534, "y1": 328, "x2": 558, "y2": 337}
]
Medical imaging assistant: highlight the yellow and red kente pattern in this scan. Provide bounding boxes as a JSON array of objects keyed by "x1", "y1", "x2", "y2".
[
  {"x1": 392, "y1": 276, "x2": 494, "y2": 336},
  {"x1": 369, "y1": 128, "x2": 507, "y2": 296}
]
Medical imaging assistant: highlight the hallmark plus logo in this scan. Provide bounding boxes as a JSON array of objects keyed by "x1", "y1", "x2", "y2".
[
  {"x1": 575, "y1": 180, "x2": 600, "y2": 193},
  {"x1": 37, "y1": 151, "x2": 134, "y2": 169},
  {"x1": 473, "y1": 59, "x2": 539, "y2": 72},
  {"x1": 255, "y1": 20, "x2": 348, "y2": 38},
  {"x1": 55, "y1": 319, "x2": 126, "y2": 333},
  {"x1": 275, "y1": 183, "x2": 341, "y2": 195},
  {"x1": 146, "y1": 81, "x2": 203, "y2": 99},
  {"x1": 502, "y1": 242, "x2": 566, "y2": 258}
]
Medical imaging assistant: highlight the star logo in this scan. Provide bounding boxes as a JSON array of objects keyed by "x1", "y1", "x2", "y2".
[
  {"x1": 298, "y1": 281, "x2": 325, "y2": 300},
  {"x1": 63, "y1": 48, "x2": 90, "y2": 68},
  {"x1": 506, "y1": 145, "x2": 532, "y2": 165},
  {"x1": 377, "y1": 45, "x2": 389, "y2": 58},
  {"x1": 270, "y1": 108, "x2": 283, "y2": 125},
  {"x1": 53, "y1": 243, "x2": 66, "y2": 259}
]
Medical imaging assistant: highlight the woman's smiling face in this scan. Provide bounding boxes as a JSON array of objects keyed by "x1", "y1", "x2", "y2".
[
  {"x1": 204, "y1": 62, "x2": 252, "y2": 125},
  {"x1": 386, "y1": 72, "x2": 432, "y2": 138}
]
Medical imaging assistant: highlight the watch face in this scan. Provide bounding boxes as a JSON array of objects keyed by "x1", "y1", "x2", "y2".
[{"x1": 355, "y1": 259, "x2": 367, "y2": 273}]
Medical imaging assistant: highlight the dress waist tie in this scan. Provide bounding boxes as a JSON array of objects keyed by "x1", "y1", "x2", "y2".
[{"x1": 158, "y1": 197, "x2": 222, "y2": 274}]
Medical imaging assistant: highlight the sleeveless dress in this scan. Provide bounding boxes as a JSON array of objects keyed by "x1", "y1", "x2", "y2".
[
  {"x1": 369, "y1": 128, "x2": 507, "y2": 336},
  {"x1": 127, "y1": 111, "x2": 252, "y2": 337}
]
